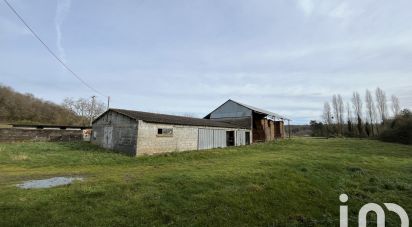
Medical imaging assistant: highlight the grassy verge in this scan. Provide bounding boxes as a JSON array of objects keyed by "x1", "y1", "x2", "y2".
[{"x1": 0, "y1": 138, "x2": 411, "y2": 226}]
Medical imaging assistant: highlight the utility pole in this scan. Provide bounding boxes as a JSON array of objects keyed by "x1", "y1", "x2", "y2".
[
  {"x1": 107, "y1": 96, "x2": 110, "y2": 110},
  {"x1": 90, "y1": 95, "x2": 96, "y2": 126},
  {"x1": 288, "y1": 119, "x2": 291, "y2": 139}
]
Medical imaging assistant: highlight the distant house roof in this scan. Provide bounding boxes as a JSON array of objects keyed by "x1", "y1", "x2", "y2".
[
  {"x1": 205, "y1": 99, "x2": 291, "y2": 121},
  {"x1": 94, "y1": 108, "x2": 249, "y2": 129}
]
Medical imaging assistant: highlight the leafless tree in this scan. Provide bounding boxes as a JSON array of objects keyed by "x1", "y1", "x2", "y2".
[
  {"x1": 352, "y1": 92, "x2": 363, "y2": 121},
  {"x1": 365, "y1": 90, "x2": 377, "y2": 136},
  {"x1": 331, "y1": 94, "x2": 345, "y2": 135},
  {"x1": 337, "y1": 94, "x2": 344, "y2": 135},
  {"x1": 322, "y1": 102, "x2": 333, "y2": 124},
  {"x1": 346, "y1": 102, "x2": 353, "y2": 135},
  {"x1": 346, "y1": 102, "x2": 352, "y2": 122},
  {"x1": 88, "y1": 98, "x2": 106, "y2": 124},
  {"x1": 332, "y1": 95, "x2": 340, "y2": 133},
  {"x1": 332, "y1": 94, "x2": 345, "y2": 135},
  {"x1": 63, "y1": 98, "x2": 87, "y2": 119},
  {"x1": 391, "y1": 95, "x2": 401, "y2": 117},
  {"x1": 62, "y1": 97, "x2": 106, "y2": 125},
  {"x1": 352, "y1": 92, "x2": 363, "y2": 136},
  {"x1": 375, "y1": 87, "x2": 388, "y2": 123},
  {"x1": 322, "y1": 102, "x2": 333, "y2": 137}
]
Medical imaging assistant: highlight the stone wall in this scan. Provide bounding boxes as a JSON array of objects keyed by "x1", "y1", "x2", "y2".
[{"x1": 0, "y1": 128, "x2": 83, "y2": 142}]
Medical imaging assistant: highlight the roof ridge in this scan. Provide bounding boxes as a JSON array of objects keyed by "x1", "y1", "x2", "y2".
[
  {"x1": 106, "y1": 108, "x2": 249, "y2": 129},
  {"x1": 229, "y1": 100, "x2": 290, "y2": 120},
  {"x1": 111, "y1": 108, "x2": 207, "y2": 120}
]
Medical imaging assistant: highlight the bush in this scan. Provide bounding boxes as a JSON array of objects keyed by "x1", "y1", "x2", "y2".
[
  {"x1": 379, "y1": 109, "x2": 412, "y2": 145},
  {"x1": 309, "y1": 120, "x2": 326, "y2": 137}
]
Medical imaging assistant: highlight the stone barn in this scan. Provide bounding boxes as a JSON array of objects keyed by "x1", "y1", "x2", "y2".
[
  {"x1": 204, "y1": 100, "x2": 290, "y2": 142},
  {"x1": 92, "y1": 109, "x2": 251, "y2": 156}
]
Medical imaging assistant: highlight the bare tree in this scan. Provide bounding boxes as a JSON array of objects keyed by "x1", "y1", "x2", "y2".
[
  {"x1": 352, "y1": 92, "x2": 363, "y2": 136},
  {"x1": 337, "y1": 94, "x2": 344, "y2": 135},
  {"x1": 322, "y1": 102, "x2": 333, "y2": 124},
  {"x1": 87, "y1": 98, "x2": 106, "y2": 122},
  {"x1": 322, "y1": 102, "x2": 333, "y2": 137},
  {"x1": 62, "y1": 97, "x2": 106, "y2": 125},
  {"x1": 365, "y1": 90, "x2": 376, "y2": 136},
  {"x1": 331, "y1": 94, "x2": 345, "y2": 135},
  {"x1": 332, "y1": 95, "x2": 340, "y2": 134},
  {"x1": 391, "y1": 95, "x2": 401, "y2": 117},
  {"x1": 346, "y1": 102, "x2": 353, "y2": 135},
  {"x1": 375, "y1": 87, "x2": 388, "y2": 123},
  {"x1": 62, "y1": 97, "x2": 88, "y2": 125}
]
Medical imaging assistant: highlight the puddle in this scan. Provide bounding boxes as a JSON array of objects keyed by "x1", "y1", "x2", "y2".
[{"x1": 17, "y1": 177, "x2": 84, "y2": 189}]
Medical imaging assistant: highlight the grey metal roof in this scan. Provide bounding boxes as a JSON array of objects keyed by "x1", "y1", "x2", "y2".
[
  {"x1": 230, "y1": 100, "x2": 291, "y2": 121},
  {"x1": 96, "y1": 108, "x2": 249, "y2": 129}
]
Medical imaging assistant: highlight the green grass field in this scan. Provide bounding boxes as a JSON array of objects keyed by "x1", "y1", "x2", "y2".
[{"x1": 0, "y1": 138, "x2": 411, "y2": 226}]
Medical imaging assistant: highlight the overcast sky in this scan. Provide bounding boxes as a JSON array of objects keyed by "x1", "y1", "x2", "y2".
[{"x1": 1, "y1": 0, "x2": 411, "y2": 124}]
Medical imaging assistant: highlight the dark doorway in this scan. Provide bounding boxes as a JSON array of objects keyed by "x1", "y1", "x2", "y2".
[
  {"x1": 252, "y1": 112, "x2": 266, "y2": 142},
  {"x1": 245, "y1": 132, "x2": 250, "y2": 145},
  {"x1": 275, "y1": 121, "x2": 282, "y2": 138},
  {"x1": 226, "y1": 131, "x2": 235, "y2": 146}
]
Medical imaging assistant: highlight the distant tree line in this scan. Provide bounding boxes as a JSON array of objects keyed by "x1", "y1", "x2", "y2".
[
  {"x1": 310, "y1": 87, "x2": 411, "y2": 144},
  {"x1": 0, "y1": 85, "x2": 106, "y2": 126},
  {"x1": 287, "y1": 125, "x2": 312, "y2": 137}
]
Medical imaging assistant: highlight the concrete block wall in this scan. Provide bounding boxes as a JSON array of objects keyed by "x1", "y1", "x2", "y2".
[
  {"x1": 136, "y1": 121, "x2": 252, "y2": 156},
  {"x1": 92, "y1": 111, "x2": 138, "y2": 156},
  {"x1": 136, "y1": 121, "x2": 198, "y2": 155}
]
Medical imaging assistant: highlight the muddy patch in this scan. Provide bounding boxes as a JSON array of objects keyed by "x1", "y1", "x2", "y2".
[{"x1": 17, "y1": 177, "x2": 83, "y2": 189}]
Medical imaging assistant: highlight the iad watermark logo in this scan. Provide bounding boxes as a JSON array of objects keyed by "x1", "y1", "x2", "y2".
[{"x1": 339, "y1": 194, "x2": 409, "y2": 227}]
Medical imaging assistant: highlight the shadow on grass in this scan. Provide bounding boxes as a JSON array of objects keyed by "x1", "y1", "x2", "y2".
[{"x1": 55, "y1": 141, "x2": 105, "y2": 152}]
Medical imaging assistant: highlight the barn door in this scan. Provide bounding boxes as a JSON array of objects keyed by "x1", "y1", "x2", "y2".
[
  {"x1": 103, "y1": 126, "x2": 113, "y2": 149},
  {"x1": 198, "y1": 128, "x2": 226, "y2": 150},
  {"x1": 245, "y1": 132, "x2": 251, "y2": 145},
  {"x1": 198, "y1": 128, "x2": 213, "y2": 150}
]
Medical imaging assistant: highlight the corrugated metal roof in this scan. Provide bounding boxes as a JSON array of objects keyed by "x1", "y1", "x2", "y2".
[
  {"x1": 230, "y1": 100, "x2": 291, "y2": 120},
  {"x1": 204, "y1": 99, "x2": 290, "y2": 121},
  {"x1": 103, "y1": 109, "x2": 249, "y2": 129}
]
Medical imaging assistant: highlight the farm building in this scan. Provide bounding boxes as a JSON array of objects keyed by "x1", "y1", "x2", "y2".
[
  {"x1": 92, "y1": 108, "x2": 251, "y2": 156},
  {"x1": 205, "y1": 100, "x2": 290, "y2": 142},
  {"x1": 92, "y1": 100, "x2": 289, "y2": 156}
]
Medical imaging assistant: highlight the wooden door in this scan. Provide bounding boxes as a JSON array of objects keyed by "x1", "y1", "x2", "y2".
[{"x1": 103, "y1": 126, "x2": 113, "y2": 149}]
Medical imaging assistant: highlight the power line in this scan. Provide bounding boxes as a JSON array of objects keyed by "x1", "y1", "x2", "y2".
[{"x1": 2, "y1": 0, "x2": 108, "y2": 98}]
